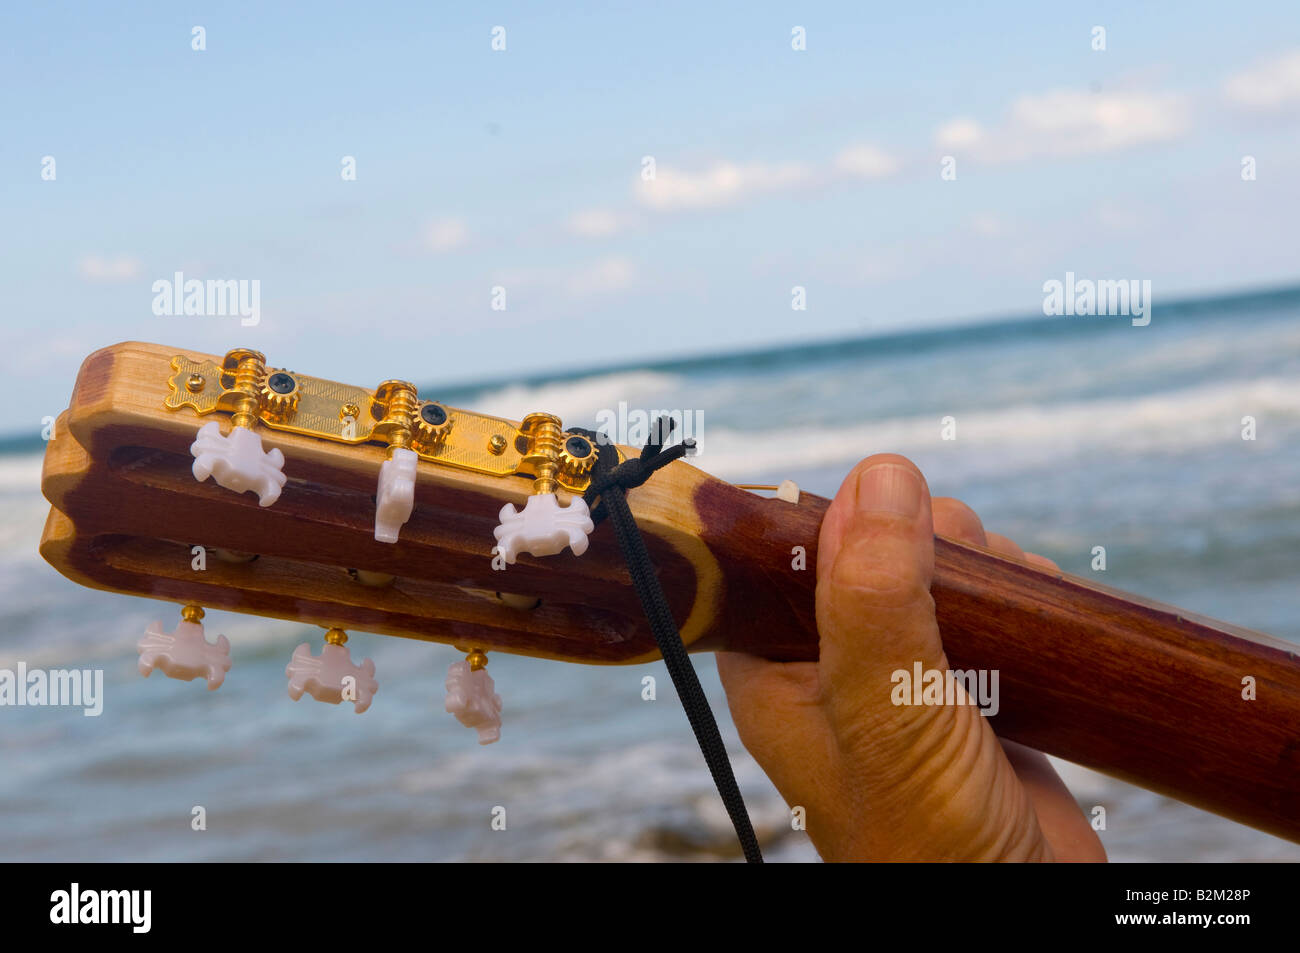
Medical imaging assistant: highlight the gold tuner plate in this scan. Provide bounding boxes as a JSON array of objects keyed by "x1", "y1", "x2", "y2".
[{"x1": 163, "y1": 352, "x2": 612, "y2": 491}]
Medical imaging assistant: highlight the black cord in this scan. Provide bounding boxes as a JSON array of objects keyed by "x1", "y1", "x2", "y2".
[{"x1": 574, "y1": 420, "x2": 763, "y2": 863}]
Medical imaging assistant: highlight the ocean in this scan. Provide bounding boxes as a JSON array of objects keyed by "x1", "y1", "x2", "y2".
[{"x1": 3, "y1": 286, "x2": 1299, "y2": 862}]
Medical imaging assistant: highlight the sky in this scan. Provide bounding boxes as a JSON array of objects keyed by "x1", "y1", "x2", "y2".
[{"x1": 2, "y1": 2, "x2": 1299, "y2": 431}]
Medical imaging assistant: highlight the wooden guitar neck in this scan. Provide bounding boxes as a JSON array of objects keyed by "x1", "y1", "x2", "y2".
[{"x1": 690, "y1": 482, "x2": 1300, "y2": 842}]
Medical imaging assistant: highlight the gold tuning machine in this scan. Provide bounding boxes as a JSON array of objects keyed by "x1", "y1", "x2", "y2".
[
  {"x1": 558, "y1": 432, "x2": 597, "y2": 478},
  {"x1": 491, "y1": 413, "x2": 596, "y2": 563},
  {"x1": 519, "y1": 413, "x2": 597, "y2": 493},
  {"x1": 519, "y1": 413, "x2": 564, "y2": 496},
  {"x1": 258, "y1": 369, "x2": 301, "y2": 420},
  {"x1": 163, "y1": 349, "x2": 616, "y2": 504},
  {"x1": 185, "y1": 348, "x2": 288, "y2": 506},
  {"x1": 412, "y1": 400, "x2": 453, "y2": 453},
  {"x1": 371, "y1": 379, "x2": 418, "y2": 451},
  {"x1": 216, "y1": 348, "x2": 266, "y2": 429}
]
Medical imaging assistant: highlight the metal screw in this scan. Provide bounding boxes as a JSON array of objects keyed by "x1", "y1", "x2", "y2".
[
  {"x1": 185, "y1": 374, "x2": 205, "y2": 393},
  {"x1": 488, "y1": 434, "x2": 507, "y2": 455}
]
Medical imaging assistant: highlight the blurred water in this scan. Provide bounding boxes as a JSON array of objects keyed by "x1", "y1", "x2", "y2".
[{"x1": 3, "y1": 287, "x2": 1299, "y2": 861}]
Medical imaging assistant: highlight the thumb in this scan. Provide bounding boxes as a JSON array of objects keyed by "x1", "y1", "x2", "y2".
[
  {"x1": 816, "y1": 454, "x2": 947, "y2": 729},
  {"x1": 717, "y1": 453, "x2": 944, "y2": 798}
]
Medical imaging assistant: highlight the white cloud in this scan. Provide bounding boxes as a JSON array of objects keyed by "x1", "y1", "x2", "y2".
[
  {"x1": 636, "y1": 160, "x2": 813, "y2": 210},
  {"x1": 77, "y1": 254, "x2": 141, "y2": 282},
  {"x1": 425, "y1": 218, "x2": 468, "y2": 252},
  {"x1": 1095, "y1": 200, "x2": 1147, "y2": 232},
  {"x1": 493, "y1": 256, "x2": 636, "y2": 299},
  {"x1": 631, "y1": 145, "x2": 901, "y2": 213},
  {"x1": 566, "y1": 256, "x2": 635, "y2": 296},
  {"x1": 935, "y1": 87, "x2": 1190, "y2": 162},
  {"x1": 969, "y1": 214, "x2": 1004, "y2": 237},
  {"x1": 833, "y1": 143, "x2": 901, "y2": 179},
  {"x1": 846, "y1": 243, "x2": 916, "y2": 285},
  {"x1": 1224, "y1": 50, "x2": 1300, "y2": 110},
  {"x1": 935, "y1": 118, "x2": 984, "y2": 150},
  {"x1": 567, "y1": 208, "x2": 624, "y2": 237}
]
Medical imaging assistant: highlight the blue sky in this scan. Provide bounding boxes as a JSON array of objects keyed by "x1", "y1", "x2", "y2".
[{"x1": 3, "y1": 2, "x2": 1299, "y2": 430}]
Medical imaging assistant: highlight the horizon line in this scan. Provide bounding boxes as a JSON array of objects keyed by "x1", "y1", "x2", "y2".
[{"x1": 4, "y1": 275, "x2": 1297, "y2": 450}]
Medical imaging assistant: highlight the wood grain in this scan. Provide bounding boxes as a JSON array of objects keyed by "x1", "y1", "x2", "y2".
[
  {"x1": 694, "y1": 479, "x2": 1300, "y2": 843},
  {"x1": 40, "y1": 343, "x2": 720, "y2": 663}
]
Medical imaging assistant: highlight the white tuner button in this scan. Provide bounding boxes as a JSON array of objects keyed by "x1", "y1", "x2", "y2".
[
  {"x1": 190, "y1": 421, "x2": 287, "y2": 506},
  {"x1": 374, "y1": 447, "x2": 418, "y2": 543},
  {"x1": 137, "y1": 606, "x2": 231, "y2": 690},
  {"x1": 445, "y1": 657, "x2": 503, "y2": 745},
  {"x1": 285, "y1": 629, "x2": 377, "y2": 714},
  {"x1": 492, "y1": 493, "x2": 593, "y2": 564}
]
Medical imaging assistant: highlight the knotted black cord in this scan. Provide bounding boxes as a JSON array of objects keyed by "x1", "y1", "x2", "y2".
[{"x1": 573, "y1": 419, "x2": 763, "y2": 863}]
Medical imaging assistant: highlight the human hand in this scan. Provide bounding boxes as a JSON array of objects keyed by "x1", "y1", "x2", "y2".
[{"x1": 717, "y1": 453, "x2": 1106, "y2": 862}]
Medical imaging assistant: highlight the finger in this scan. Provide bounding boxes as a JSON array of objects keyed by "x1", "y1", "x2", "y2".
[
  {"x1": 815, "y1": 454, "x2": 945, "y2": 700},
  {"x1": 985, "y1": 529, "x2": 1059, "y2": 571},
  {"x1": 817, "y1": 453, "x2": 927, "y2": 579},
  {"x1": 985, "y1": 531, "x2": 1025, "y2": 560},
  {"x1": 1001, "y1": 740, "x2": 1107, "y2": 862},
  {"x1": 716, "y1": 651, "x2": 822, "y2": 723},
  {"x1": 932, "y1": 497, "x2": 988, "y2": 546},
  {"x1": 716, "y1": 652, "x2": 832, "y2": 796}
]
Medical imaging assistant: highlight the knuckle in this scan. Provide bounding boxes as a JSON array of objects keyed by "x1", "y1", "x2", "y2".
[{"x1": 932, "y1": 497, "x2": 986, "y2": 544}]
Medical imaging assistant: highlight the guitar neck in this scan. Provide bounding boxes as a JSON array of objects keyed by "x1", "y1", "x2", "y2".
[{"x1": 693, "y1": 484, "x2": 1300, "y2": 843}]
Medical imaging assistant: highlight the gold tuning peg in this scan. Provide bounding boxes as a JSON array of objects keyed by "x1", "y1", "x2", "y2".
[
  {"x1": 490, "y1": 413, "x2": 595, "y2": 563},
  {"x1": 189, "y1": 349, "x2": 288, "y2": 506}
]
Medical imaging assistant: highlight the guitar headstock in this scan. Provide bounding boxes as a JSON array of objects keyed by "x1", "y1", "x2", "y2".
[{"x1": 39, "y1": 342, "x2": 824, "y2": 693}]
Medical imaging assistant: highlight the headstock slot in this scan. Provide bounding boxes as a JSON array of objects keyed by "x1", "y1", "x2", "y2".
[
  {"x1": 84, "y1": 444, "x2": 637, "y2": 591},
  {"x1": 62, "y1": 530, "x2": 646, "y2": 661}
]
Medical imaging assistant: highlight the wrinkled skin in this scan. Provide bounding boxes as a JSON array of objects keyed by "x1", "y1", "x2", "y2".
[{"x1": 718, "y1": 453, "x2": 1107, "y2": 862}]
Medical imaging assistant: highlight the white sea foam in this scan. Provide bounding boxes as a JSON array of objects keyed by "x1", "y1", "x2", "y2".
[
  {"x1": 0, "y1": 592, "x2": 309, "y2": 669},
  {"x1": 695, "y1": 375, "x2": 1300, "y2": 480},
  {"x1": 0, "y1": 453, "x2": 44, "y2": 491},
  {"x1": 468, "y1": 369, "x2": 685, "y2": 425}
]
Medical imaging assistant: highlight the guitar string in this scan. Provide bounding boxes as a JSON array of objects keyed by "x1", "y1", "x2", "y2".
[{"x1": 573, "y1": 420, "x2": 764, "y2": 864}]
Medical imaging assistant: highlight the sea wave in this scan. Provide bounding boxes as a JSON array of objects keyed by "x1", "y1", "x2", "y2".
[
  {"x1": 693, "y1": 375, "x2": 1300, "y2": 480},
  {"x1": 464, "y1": 369, "x2": 685, "y2": 424},
  {"x1": 0, "y1": 453, "x2": 44, "y2": 491}
]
